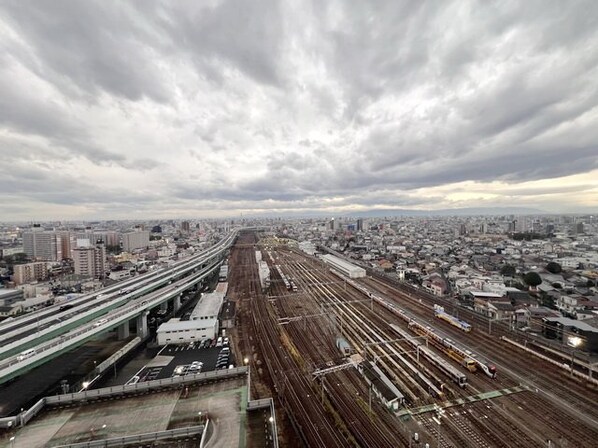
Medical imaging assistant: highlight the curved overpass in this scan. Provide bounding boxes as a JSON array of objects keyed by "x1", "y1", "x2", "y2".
[{"x1": 0, "y1": 229, "x2": 240, "y2": 385}]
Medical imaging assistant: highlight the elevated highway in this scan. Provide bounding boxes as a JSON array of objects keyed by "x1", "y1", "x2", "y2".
[{"x1": 0, "y1": 229, "x2": 240, "y2": 385}]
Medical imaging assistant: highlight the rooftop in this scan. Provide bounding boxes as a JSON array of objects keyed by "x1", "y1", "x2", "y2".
[
  {"x1": 321, "y1": 254, "x2": 365, "y2": 272},
  {"x1": 544, "y1": 317, "x2": 598, "y2": 333},
  {"x1": 191, "y1": 292, "x2": 224, "y2": 319}
]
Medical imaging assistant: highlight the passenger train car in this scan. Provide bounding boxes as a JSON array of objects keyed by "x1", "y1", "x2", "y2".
[
  {"x1": 389, "y1": 324, "x2": 468, "y2": 388},
  {"x1": 434, "y1": 305, "x2": 472, "y2": 332},
  {"x1": 330, "y1": 270, "x2": 497, "y2": 379}
]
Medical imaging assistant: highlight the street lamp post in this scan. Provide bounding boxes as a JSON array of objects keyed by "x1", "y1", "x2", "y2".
[
  {"x1": 244, "y1": 357, "x2": 251, "y2": 400},
  {"x1": 268, "y1": 415, "x2": 274, "y2": 445}
]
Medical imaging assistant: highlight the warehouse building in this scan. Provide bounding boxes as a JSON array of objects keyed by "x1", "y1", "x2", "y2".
[
  {"x1": 256, "y1": 251, "x2": 270, "y2": 290},
  {"x1": 321, "y1": 254, "x2": 366, "y2": 278},
  {"x1": 156, "y1": 291, "x2": 224, "y2": 345},
  {"x1": 358, "y1": 361, "x2": 404, "y2": 411},
  {"x1": 219, "y1": 265, "x2": 229, "y2": 281}
]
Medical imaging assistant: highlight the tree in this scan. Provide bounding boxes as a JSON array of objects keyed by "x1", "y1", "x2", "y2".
[
  {"x1": 524, "y1": 271, "x2": 542, "y2": 287},
  {"x1": 105, "y1": 245, "x2": 122, "y2": 255},
  {"x1": 500, "y1": 264, "x2": 516, "y2": 277},
  {"x1": 545, "y1": 262, "x2": 562, "y2": 274}
]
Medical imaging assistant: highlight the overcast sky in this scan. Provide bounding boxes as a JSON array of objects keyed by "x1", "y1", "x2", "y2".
[{"x1": 1, "y1": 1, "x2": 597, "y2": 221}]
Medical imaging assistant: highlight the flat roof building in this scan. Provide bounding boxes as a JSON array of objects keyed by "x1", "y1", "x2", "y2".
[
  {"x1": 156, "y1": 292, "x2": 224, "y2": 346},
  {"x1": 0, "y1": 288, "x2": 24, "y2": 306},
  {"x1": 321, "y1": 254, "x2": 366, "y2": 278},
  {"x1": 23, "y1": 231, "x2": 62, "y2": 261},
  {"x1": 13, "y1": 262, "x2": 49, "y2": 285},
  {"x1": 122, "y1": 231, "x2": 150, "y2": 252}
]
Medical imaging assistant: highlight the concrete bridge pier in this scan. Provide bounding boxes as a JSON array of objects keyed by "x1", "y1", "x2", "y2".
[
  {"x1": 136, "y1": 311, "x2": 149, "y2": 338},
  {"x1": 117, "y1": 322, "x2": 130, "y2": 340},
  {"x1": 174, "y1": 294, "x2": 181, "y2": 313}
]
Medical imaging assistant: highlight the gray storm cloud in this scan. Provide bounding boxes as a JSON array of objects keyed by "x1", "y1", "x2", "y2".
[{"x1": 0, "y1": 0, "x2": 597, "y2": 219}]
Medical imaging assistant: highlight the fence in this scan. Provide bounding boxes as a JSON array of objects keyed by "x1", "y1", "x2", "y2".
[
  {"x1": 0, "y1": 367, "x2": 247, "y2": 429},
  {"x1": 51, "y1": 425, "x2": 204, "y2": 448}
]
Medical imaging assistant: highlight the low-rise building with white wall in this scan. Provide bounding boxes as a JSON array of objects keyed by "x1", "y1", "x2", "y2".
[
  {"x1": 156, "y1": 291, "x2": 224, "y2": 345},
  {"x1": 156, "y1": 318, "x2": 217, "y2": 345}
]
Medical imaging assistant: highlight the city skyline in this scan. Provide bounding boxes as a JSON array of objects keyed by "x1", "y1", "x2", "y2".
[{"x1": 1, "y1": 1, "x2": 598, "y2": 221}]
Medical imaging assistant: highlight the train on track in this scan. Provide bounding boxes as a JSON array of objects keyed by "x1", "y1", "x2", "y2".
[
  {"x1": 389, "y1": 323, "x2": 468, "y2": 388},
  {"x1": 434, "y1": 305, "x2": 472, "y2": 332},
  {"x1": 274, "y1": 264, "x2": 298, "y2": 291},
  {"x1": 331, "y1": 271, "x2": 497, "y2": 379},
  {"x1": 406, "y1": 320, "x2": 496, "y2": 378}
]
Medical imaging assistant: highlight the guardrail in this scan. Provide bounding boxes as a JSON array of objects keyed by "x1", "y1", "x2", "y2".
[
  {"x1": 0, "y1": 260, "x2": 223, "y2": 384},
  {"x1": 0, "y1": 367, "x2": 247, "y2": 430},
  {"x1": 247, "y1": 397, "x2": 279, "y2": 448},
  {"x1": 247, "y1": 398, "x2": 272, "y2": 410},
  {"x1": 46, "y1": 367, "x2": 248, "y2": 405},
  {"x1": 0, "y1": 231, "x2": 237, "y2": 360},
  {"x1": 51, "y1": 425, "x2": 205, "y2": 448}
]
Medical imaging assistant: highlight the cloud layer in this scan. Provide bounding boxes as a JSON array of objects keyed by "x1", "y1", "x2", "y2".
[{"x1": 1, "y1": 0, "x2": 597, "y2": 220}]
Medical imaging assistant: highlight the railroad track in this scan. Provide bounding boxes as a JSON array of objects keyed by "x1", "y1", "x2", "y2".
[
  {"x1": 358, "y1": 268, "x2": 598, "y2": 444},
  {"x1": 238, "y1": 238, "x2": 349, "y2": 447},
  {"x1": 275, "y1": 247, "x2": 598, "y2": 447}
]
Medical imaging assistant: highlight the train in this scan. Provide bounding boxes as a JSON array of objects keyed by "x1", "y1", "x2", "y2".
[
  {"x1": 434, "y1": 305, "x2": 472, "y2": 332},
  {"x1": 274, "y1": 265, "x2": 297, "y2": 291},
  {"x1": 330, "y1": 270, "x2": 497, "y2": 379},
  {"x1": 389, "y1": 323, "x2": 468, "y2": 388}
]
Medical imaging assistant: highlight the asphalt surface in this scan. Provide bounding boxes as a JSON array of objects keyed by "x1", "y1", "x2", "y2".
[
  {"x1": 0, "y1": 337, "x2": 128, "y2": 417},
  {"x1": 133, "y1": 344, "x2": 237, "y2": 383}
]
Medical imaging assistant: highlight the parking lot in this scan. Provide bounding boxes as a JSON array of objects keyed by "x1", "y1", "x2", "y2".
[{"x1": 132, "y1": 340, "x2": 236, "y2": 383}]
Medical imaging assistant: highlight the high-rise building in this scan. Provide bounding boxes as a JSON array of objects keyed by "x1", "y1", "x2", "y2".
[
  {"x1": 13, "y1": 262, "x2": 49, "y2": 285},
  {"x1": 122, "y1": 231, "x2": 150, "y2": 252},
  {"x1": 23, "y1": 231, "x2": 62, "y2": 261},
  {"x1": 57, "y1": 231, "x2": 77, "y2": 260},
  {"x1": 73, "y1": 241, "x2": 106, "y2": 278},
  {"x1": 93, "y1": 231, "x2": 119, "y2": 247},
  {"x1": 356, "y1": 219, "x2": 364, "y2": 232},
  {"x1": 181, "y1": 221, "x2": 191, "y2": 233}
]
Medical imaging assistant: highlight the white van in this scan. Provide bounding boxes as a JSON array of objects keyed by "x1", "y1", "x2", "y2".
[{"x1": 17, "y1": 349, "x2": 37, "y2": 361}]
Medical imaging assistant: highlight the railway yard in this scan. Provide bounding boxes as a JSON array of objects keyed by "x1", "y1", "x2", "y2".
[{"x1": 229, "y1": 231, "x2": 598, "y2": 448}]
